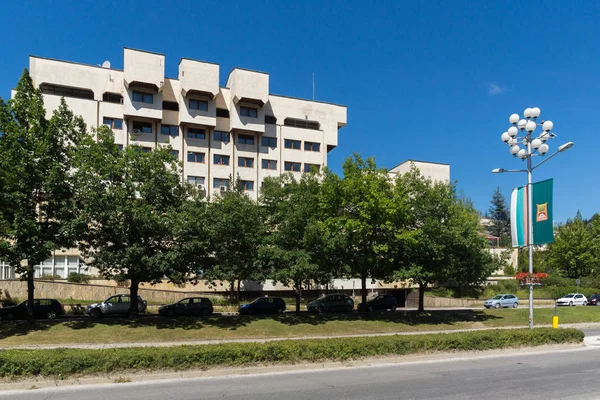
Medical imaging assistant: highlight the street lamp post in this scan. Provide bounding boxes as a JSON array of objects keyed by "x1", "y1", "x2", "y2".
[{"x1": 494, "y1": 107, "x2": 573, "y2": 329}]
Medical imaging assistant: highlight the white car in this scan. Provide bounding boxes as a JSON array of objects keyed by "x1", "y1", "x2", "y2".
[{"x1": 556, "y1": 293, "x2": 587, "y2": 306}]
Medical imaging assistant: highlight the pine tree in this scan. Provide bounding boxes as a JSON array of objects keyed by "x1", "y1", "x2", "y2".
[{"x1": 487, "y1": 187, "x2": 511, "y2": 247}]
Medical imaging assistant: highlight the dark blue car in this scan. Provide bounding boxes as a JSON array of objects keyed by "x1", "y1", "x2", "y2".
[{"x1": 238, "y1": 297, "x2": 286, "y2": 315}]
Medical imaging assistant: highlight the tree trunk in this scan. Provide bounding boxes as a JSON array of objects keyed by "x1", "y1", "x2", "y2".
[
  {"x1": 129, "y1": 278, "x2": 139, "y2": 318},
  {"x1": 27, "y1": 262, "x2": 35, "y2": 324},
  {"x1": 361, "y1": 271, "x2": 367, "y2": 307},
  {"x1": 236, "y1": 279, "x2": 241, "y2": 303},
  {"x1": 418, "y1": 281, "x2": 426, "y2": 313},
  {"x1": 295, "y1": 283, "x2": 302, "y2": 314},
  {"x1": 230, "y1": 281, "x2": 235, "y2": 302},
  {"x1": 325, "y1": 283, "x2": 329, "y2": 294}
]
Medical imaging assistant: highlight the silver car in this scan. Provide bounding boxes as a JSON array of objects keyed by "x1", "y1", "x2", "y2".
[
  {"x1": 85, "y1": 294, "x2": 147, "y2": 317},
  {"x1": 484, "y1": 294, "x2": 519, "y2": 309}
]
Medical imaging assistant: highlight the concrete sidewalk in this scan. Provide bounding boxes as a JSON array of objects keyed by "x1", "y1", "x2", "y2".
[{"x1": 3, "y1": 322, "x2": 600, "y2": 350}]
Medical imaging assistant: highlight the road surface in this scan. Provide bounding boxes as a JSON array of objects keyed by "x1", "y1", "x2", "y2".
[{"x1": 3, "y1": 347, "x2": 599, "y2": 400}]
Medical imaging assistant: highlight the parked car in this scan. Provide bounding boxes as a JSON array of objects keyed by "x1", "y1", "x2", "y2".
[
  {"x1": 358, "y1": 294, "x2": 398, "y2": 312},
  {"x1": 587, "y1": 294, "x2": 600, "y2": 306},
  {"x1": 556, "y1": 293, "x2": 588, "y2": 306},
  {"x1": 483, "y1": 294, "x2": 519, "y2": 309},
  {"x1": 159, "y1": 297, "x2": 213, "y2": 317},
  {"x1": 0, "y1": 299, "x2": 64, "y2": 320},
  {"x1": 307, "y1": 294, "x2": 354, "y2": 313},
  {"x1": 85, "y1": 294, "x2": 147, "y2": 317},
  {"x1": 238, "y1": 297, "x2": 286, "y2": 315}
]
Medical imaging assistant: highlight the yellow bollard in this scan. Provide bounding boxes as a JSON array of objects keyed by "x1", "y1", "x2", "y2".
[{"x1": 552, "y1": 315, "x2": 559, "y2": 329}]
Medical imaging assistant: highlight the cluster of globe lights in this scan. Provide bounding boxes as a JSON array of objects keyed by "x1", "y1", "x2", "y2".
[{"x1": 501, "y1": 107, "x2": 554, "y2": 159}]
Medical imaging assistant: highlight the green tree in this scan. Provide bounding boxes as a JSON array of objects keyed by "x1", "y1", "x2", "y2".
[
  {"x1": 259, "y1": 173, "x2": 329, "y2": 313},
  {"x1": 547, "y1": 216, "x2": 599, "y2": 279},
  {"x1": 320, "y1": 154, "x2": 396, "y2": 306},
  {"x1": 487, "y1": 187, "x2": 511, "y2": 247},
  {"x1": 72, "y1": 126, "x2": 188, "y2": 316},
  {"x1": 0, "y1": 71, "x2": 87, "y2": 321},
  {"x1": 204, "y1": 179, "x2": 265, "y2": 301},
  {"x1": 394, "y1": 168, "x2": 493, "y2": 312}
]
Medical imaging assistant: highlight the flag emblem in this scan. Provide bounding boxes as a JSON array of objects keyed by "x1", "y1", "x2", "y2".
[{"x1": 536, "y1": 203, "x2": 548, "y2": 222}]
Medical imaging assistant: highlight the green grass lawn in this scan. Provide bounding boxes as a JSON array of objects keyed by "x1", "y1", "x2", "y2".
[
  {"x1": 0, "y1": 307, "x2": 598, "y2": 347},
  {"x1": 0, "y1": 328, "x2": 584, "y2": 379}
]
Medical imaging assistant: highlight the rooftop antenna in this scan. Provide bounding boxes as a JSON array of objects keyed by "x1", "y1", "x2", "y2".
[{"x1": 312, "y1": 72, "x2": 315, "y2": 101}]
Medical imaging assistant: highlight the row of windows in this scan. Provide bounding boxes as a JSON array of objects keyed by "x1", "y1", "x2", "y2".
[
  {"x1": 109, "y1": 144, "x2": 319, "y2": 173},
  {"x1": 284, "y1": 139, "x2": 320, "y2": 152},
  {"x1": 187, "y1": 153, "x2": 319, "y2": 173},
  {"x1": 187, "y1": 176, "x2": 254, "y2": 191},
  {"x1": 40, "y1": 84, "x2": 316, "y2": 132},
  {"x1": 107, "y1": 121, "x2": 319, "y2": 152}
]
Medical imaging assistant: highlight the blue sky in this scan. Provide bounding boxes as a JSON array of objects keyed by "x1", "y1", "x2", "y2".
[{"x1": 0, "y1": 0, "x2": 597, "y2": 222}]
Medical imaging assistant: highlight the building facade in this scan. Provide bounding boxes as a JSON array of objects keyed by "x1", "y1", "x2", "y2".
[
  {"x1": 3, "y1": 47, "x2": 347, "y2": 279},
  {"x1": 388, "y1": 159, "x2": 450, "y2": 183}
]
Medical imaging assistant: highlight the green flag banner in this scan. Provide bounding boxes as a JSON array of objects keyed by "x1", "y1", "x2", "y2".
[
  {"x1": 510, "y1": 178, "x2": 554, "y2": 247},
  {"x1": 532, "y1": 178, "x2": 554, "y2": 245}
]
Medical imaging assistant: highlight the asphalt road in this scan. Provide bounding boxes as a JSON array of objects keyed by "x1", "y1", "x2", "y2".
[{"x1": 3, "y1": 347, "x2": 600, "y2": 400}]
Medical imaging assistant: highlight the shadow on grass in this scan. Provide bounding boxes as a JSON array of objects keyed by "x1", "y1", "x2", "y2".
[
  {"x1": 272, "y1": 310, "x2": 504, "y2": 327},
  {"x1": 0, "y1": 310, "x2": 506, "y2": 339}
]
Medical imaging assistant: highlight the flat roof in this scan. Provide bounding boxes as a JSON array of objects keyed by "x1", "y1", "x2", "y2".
[
  {"x1": 269, "y1": 93, "x2": 346, "y2": 108},
  {"x1": 228, "y1": 67, "x2": 269, "y2": 76},
  {"x1": 29, "y1": 55, "x2": 123, "y2": 72},
  {"x1": 179, "y1": 57, "x2": 219, "y2": 66},
  {"x1": 389, "y1": 159, "x2": 450, "y2": 171},
  {"x1": 123, "y1": 47, "x2": 165, "y2": 56}
]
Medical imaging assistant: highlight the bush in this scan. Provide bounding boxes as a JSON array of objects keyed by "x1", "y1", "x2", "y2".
[
  {"x1": 0, "y1": 328, "x2": 583, "y2": 378},
  {"x1": 67, "y1": 272, "x2": 91, "y2": 284}
]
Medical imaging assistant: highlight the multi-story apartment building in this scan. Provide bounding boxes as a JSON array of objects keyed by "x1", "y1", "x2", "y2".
[{"x1": 3, "y1": 47, "x2": 347, "y2": 279}]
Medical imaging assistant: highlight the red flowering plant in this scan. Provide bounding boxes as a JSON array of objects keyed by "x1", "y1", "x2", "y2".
[{"x1": 515, "y1": 272, "x2": 549, "y2": 286}]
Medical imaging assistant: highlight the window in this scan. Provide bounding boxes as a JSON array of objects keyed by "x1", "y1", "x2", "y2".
[
  {"x1": 132, "y1": 121, "x2": 152, "y2": 133},
  {"x1": 189, "y1": 99, "x2": 208, "y2": 111},
  {"x1": 261, "y1": 137, "x2": 277, "y2": 148},
  {"x1": 132, "y1": 91, "x2": 153, "y2": 104},
  {"x1": 240, "y1": 180, "x2": 254, "y2": 191},
  {"x1": 213, "y1": 131, "x2": 230, "y2": 143},
  {"x1": 238, "y1": 134, "x2": 255, "y2": 145},
  {"x1": 214, "y1": 178, "x2": 230, "y2": 188},
  {"x1": 262, "y1": 159, "x2": 277, "y2": 170},
  {"x1": 214, "y1": 154, "x2": 230, "y2": 165},
  {"x1": 217, "y1": 108, "x2": 230, "y2": 118},
  {"x1": 187, "y1": 151, "x2": 205, "y2": 163},
  {"x1": 163, "y1": 101, "x2": 179, "y2": 111},
  {"x1": 284, "y1": 139, "x2": 301, "y2": 150},
  {"x1": 116, "y1": 144, "x2": 124, "y2": 151},
  {"x1": 103, "y1": 92, "x2": 123, "y2": 103},
  {"x1": 284, "y1": 117, "x2": 320, "y2": 130},
  {"x1": 304, "y1": 141, "x2": 320, "y2": 152},
  {"x1": 265, "y1": 115, "x2": 277, "y2": 124},
  {"x1": 304, "y1": 163, "x2": 320, "y2": 173},
  {"x1": 238, "y1": 157, "x2": 254, "y2": 168},
  {"x1": 141, "y1": 147, "x2": 152, "y2": 153},
  {"x1": 170, "y1": 150, "x2": 179, "y2": 159},
  {"x1": 187, "y1": 176, "x2": 205, "y2": 186},
  {"x1": 187, "y1": 128, "x2": 206, "y2": 139},
  {"x1": 240, "y1": 106, "x2": 258, "y2": 118},
  {"x1": 161, "y1": 124, "x2": 179, "y2": 136},
  {"x1": 284, "y1": 162, "x2": 301, "y2": 172},
  {"x1": 103, "y1": 117, "x2": 123, "y2": 130},
  {"x1": 40, "y1": 83, "x2": 94, "y2": 100}
]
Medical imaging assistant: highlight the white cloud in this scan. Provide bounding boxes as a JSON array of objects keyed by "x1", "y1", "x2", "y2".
[{"x1": 487, "y1": 83, "x2": 508, "y2": 96}]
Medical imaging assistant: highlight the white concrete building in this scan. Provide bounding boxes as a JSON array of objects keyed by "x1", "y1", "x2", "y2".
[
  {"x1": 388, "y1": 159, "x2": 450, "y2": 182},
  {"x1": 4, "y1": 47, "x2": 347, "y2": 279},
  {"x1": 25, "y1": 48, "x2": 346, "y2": 200}
]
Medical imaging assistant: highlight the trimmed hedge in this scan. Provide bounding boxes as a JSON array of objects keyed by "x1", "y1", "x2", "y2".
[{"x1": 0, "y1": 328, "x2": 583, "y2": 378}]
